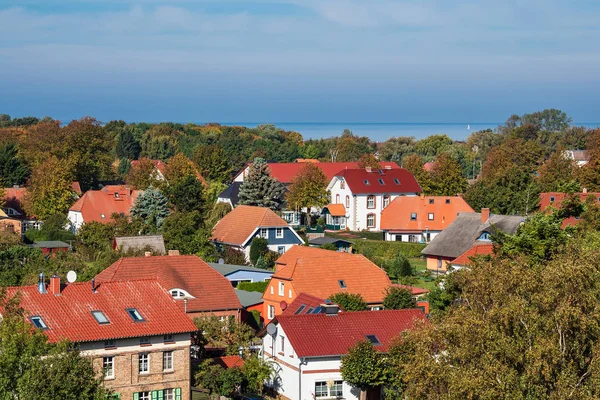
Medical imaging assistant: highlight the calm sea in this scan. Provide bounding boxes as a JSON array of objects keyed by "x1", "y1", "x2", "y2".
[{"x1": 224, "y1": 122, "x2": 600, "y2": 142}]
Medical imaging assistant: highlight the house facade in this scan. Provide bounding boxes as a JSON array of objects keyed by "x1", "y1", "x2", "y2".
[
  {"x1": 212, "y1": 205, "x2": 304, "y2": 260},
  {"x1": 2, "y1": 186, "x2": 42, "y2": 234},
  {"x1": 4, "y1": 276, "x2": 197, "y2": 400},
  {"x1": 539, "y1": 191, "x2": 600, "y2": 228},
  {"x1": 326, "y1": 168, "x2": 422, "y2": 231},
  {"x1": 208, "y1": 262, "x2": 274, "y2": 287},
  {"x1": 422, "y1": 208, "x2": 523, "y2": 273},
  {"x1": 381, "y1": 195, "x2": 474, "y2": 243},
  {"x1": 262, "y1": 246, "x2": 391, "y2": 321},
  {"x1": 68, "y1": 185, "x2": 141, "y2": 232},
  {"x1": 260, "y1": 308, "x2": 426, "y2": 400}
]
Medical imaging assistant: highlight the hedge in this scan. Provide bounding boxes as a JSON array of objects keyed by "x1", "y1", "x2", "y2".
[
  {"x1": 352, "y1": 240, "x2": 426, "y2": 267},
  {"x1": 237, "y1": 280, "x2": 270, "y2": 293}
]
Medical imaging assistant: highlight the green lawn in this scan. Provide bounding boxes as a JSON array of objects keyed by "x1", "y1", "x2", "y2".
[{"x1": 407, "y1": 257, "x2": 438, "y2": 292}]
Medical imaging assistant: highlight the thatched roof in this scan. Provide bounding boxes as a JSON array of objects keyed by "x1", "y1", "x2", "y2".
[
  {"x1": 422, "y1": 212, "x2": 523, "y2": 259},
  {"x1": 114, "y1": 235, "x2": 166, "y2": 255}
]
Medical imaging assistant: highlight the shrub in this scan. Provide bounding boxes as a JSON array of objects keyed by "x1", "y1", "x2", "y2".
[
  {"x1": 249, "y1": 237, "x2": 269, "y2": 266},
  {"x1": 383, "y1": 287, "x2": 416, "y2": 310},
  {"x1": 387, "y1": 253, "x2": 413, "y2": 279},
  {"x1": 351, "y1": 240, "x2": 426, "y2": 265},
  {"x1": 237, "y1": 281, "x2": 270, "y2": 293},
  {"x1": 329, "y1": 292, "x2": 368, "y2": 311}
]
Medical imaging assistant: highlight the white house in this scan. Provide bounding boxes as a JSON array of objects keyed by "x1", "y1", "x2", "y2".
[
  {"x1": 325, "y1": 168, "x2": 422, "y2": 231},
  {"x1": 260, "y1": 305, "x2": 426, "y2": 400}
]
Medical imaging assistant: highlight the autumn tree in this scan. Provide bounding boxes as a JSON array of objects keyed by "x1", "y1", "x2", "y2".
[
  {"x1": 333, "y1": 130, "x2": 373, "y2": 162},
  {"x1": 193, "y1": 144, "x2": 230, "y2": 183},
  {"x1": 357, "y1": 153, "x2": 381, "y2": 169},
  {"x1": 403, "y1": 154, "x2": 431, "y2": 193},
  {"x1": 126, "y1": 157, "x2": 159, "y2": 190},
  {"x1": 165, "y1": 153, "x2": 198, "y2": 184},
  {"x1": 341, "y1": 340, "x2": 389, "y2": 400},
  {"x1": 238, "y1": 159, "x2": 285, "y2": 210},
  {"x1": 285, "y1": 163, "x2": 329, "y2": 225},
  {"x1": 328, "y1": 292, "x2": 368, "y2": 311},
  {"x1": 382, "y1": 287, "x2": 416, "y2": 310},
  {"x1": 536, "y1": 149, "x2": 579, "y2": 192},
  {"x1": 140, "y1": 124, "x2": 179, "y2": 159},
  {"x1": 427, "y1": 153, "x2": 468, "y2": 196},
  {"x1": 24, "y1": 156, "x2": 75, "y2": 220}
]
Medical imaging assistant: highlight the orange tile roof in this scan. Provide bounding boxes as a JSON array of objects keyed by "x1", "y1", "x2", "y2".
[
  {"x1": 451, "y1": 242, "x2": 494, "y2": 266},
  {"x1": 3, "y1": 186, "x2": 28, "y2": 217},
  {"x1": 272, "y1": 246, "x2": 391, "y2": 304},
  {"x1": 281, "y1": 293, "x2": 329, "y2": 316},
  {"x1": 391, "y1": 284, "x2": 429, "y2": 296},
  {"x1": 5, "y1": 279, "x2": 197, "y2": 343},
  {"x1": 96, "y1": 255, "x2": 242, "y2": 313},
  {"x1": 323, "y1": 204, "x2": 346, "y2": 217},
  {"x1": 381, "y1": 196, "x2": 474, "y2": 231},
  {"x1": 539, "y1": 192, "x2": 600, "y2": 228},
  {"x1": 69, "y1": 185, "x2": 141, "y2": 224},
  {"x1": 212, "y1": 355, "x2": 245, "y2": 369},
  {"x1": 212, "y1": 205, "x2": 289, "y2": 246}
]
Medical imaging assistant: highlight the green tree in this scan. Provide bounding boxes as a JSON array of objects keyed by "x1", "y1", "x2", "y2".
[
  {"x1": 537, "y1": 150, "x2": 579, "y2": 192},
  {"x1": 377, "y1": 137, "x2": 416, "y2": 163},
  {"x1": 115, "y1": 129, "x2": 141, "y2": 160},
  {"x1": 140, "y1": 124, "x2": 179, "y2": 160},
  {"x1": 383, "y1": 287, "x2": 416, "y2": 310},
  {"x1": 403, "y1": 154, "x2": 431, "y2": 193},
  {"x1": 357, "y1": 153, "x2": 381, "y2": 169},
  {"x1": 0, "y1": 142, "x2": 29, "y2": 186},
  {"x1": 76, "y1": 221, "x2": 115, "y2": 253},
  {"x1": 285, "y1": 163, "x2": 329, "y2": 226},
  {"x1": 414, "y1": 134, "x2": 453, "y2": 158},
  {"x1": 387, "y1": 253, "x2": 413, "y2": 279},
  {"x1": 249, "y1": 237, "x2": 269, "y2": 267},
  {"x1": 242, "y1": 355, "x2": 274, "y2": 394},
  {"x1": 328, "y1": 292, "x2": 368, "y2": 311},
  {"x1": 24, "y1": 213, "x2": 75, "y2": 243},
  {"x1": 126, "y1": 157, "x2": 160, "y2": 190},
  {"x1": 193, "y1": 144, "x2": 231, "y2": 183},
  {"x1": 194, "y1": 316, "x2": 255, "y2": 356},
  {"x1": 131, "y1": 187, "x2": 170, "y2": 232},
  {"x1": 427, "y1": 153, "x2": 468, "y2": 196},
  {"x1": 162, "y1": 211, "x2": 216, "y2": 257},
  {"x1": 341, "y1": 340, "x2": 389, "y2": 400},
  {"x1": 238, "y1": 159, "x2": 285, "y2": 210},
  {"x1": 24, "y1": 156, "x2": 75, "y2": 220},
  {"x1": 166, "y1": 175, "x2": 205, "y2": 214},
  {"x1": 117, "y1": 157, "x2": 131, "y2": 178}
]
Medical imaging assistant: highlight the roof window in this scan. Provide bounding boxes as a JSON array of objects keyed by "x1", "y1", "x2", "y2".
[
  {"x1": 126, "y1": 308, "x2": 145, "y2": 322},
  {"x1": 429, "y1": 199, "x2": 434, "y2": 204},
  {"x1": 307, "y1": 307, "x2": 314, "y2": 314},
  {"x1": 312, "y1": 306, "x2": 322, "y2": 314},
  {"x1": 366, "y1": 335, "x2": 381, "y2": 345},
  {"x1": 550, "y1": 196, "x2": 555, "y2": 202},
  {"x1": 91, "y1": 310, "x2": 110, "y2": 324},
  {"x1": 100, "y1": 214, "x2": 106, "y2": 219},
  {"x1": 378, "y1": 178, "x2": 385, "y2": 185},
  {"x1": 114, "y1": 192, "x2": 120, "y2": 199},
  {"x1": 393, "y1": 178, "x2": 400, "y2": 185},
  {"x1": 338, "y1": 280, "x2": 347, "y2": 288},
  {"x1": 445, "y1": 199, "x2": 450, "y2": 204},
  {"x1": 30, "y1": 316, "x2": 48, "y2": 330},
  {"x1": 294, "y1": 305, "x2": 306, "y2": 315},
  {"x1": 410, "y1": 213, "x2": 417, "y2": 221},
  {"x1": 364, "y1": 180, "x2": 371, "y2": 186}
]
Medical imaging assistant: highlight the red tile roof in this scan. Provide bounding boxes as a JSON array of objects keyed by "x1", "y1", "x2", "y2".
[
  {"x1": 71, "y1": 182, "x2": 82, "y2": 196},
  {"x1": 281, "y1": 293, "x2": 329, "y2": 316},
  {"x1": 5, "y1": 279, "x2": 197, "y2": 343},
  {"x1": 96, "y1": 255, "x2": 242, "y2": 313},
  {"x1": 212, "y1": 355, "x2": 245, "y2": 369},
  {"x1": 322, "y1": 204, "x2": 346, "y2": 217},
  {"x1": 539, "y1": 192, "x2": 600, "y2": 228},
  {"x1": 391, "y1": 284, "x2": 430, "y2": 296},
  {"x1": 451, "y1": 242, "x2": 494, "y2": 266},
  {"x1": 237, "y1": 162, "x2": 400, "y2": 184},
  {"x1": 3, "y1": 186, "x2": 28, "y2": 218},
  {"x1": 275, "y1": 309, "x2": 426, "y2": 357},
  {"x1": 69, "y1": 185, "x2": 141, "y2": 224},
  {"x1": 272, "y1": 246, "x2": 391, "y2": 304},
  {"x1": 381, "y1": 196, "x2": 474, "y2": 231},
  {"x1": 212, "y1": 205, "x2": 290, "y2": 246},
  {"x1": 334, "y1": 168, "x2": 421, "y2": 194}
]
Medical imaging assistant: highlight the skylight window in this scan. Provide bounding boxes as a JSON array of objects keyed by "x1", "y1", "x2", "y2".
[
  {"x1": 378, "y1": 178, "x2": 385, "y2": 185},
  {"x1": 338, "y1": 280, "x2": 347, "y2": 288},
  {"x1": 364, "y1": 180, "x2": 370, "y2": 186},
  {"x1": 312, "y1": 306, "x2": 322, "y2": 314},
  {"x1": 294, "y1": 305, "x2": 306, "y2": 315},
  {"x1": 307, "y1": 307, "x2": 314, "y2": 314},
  {"x1": 366, "y1": 335, "x2": 381, "y2": 345},
  {"x1": 126, "y1": 308, "x2": 145, "y2": 322},
  {"x1": 30, "y1": 316, "x2": 48, "y2": 330},
  {"x1": 445, "y1": 199, "x2": 450, "y2": 204},
  {"x1": 91, "y1": 310, "x2": 110, "y2": 324},
  {"x1": 393, "y1": 178, "x2": 400, "y2": 185},
  {"x1": 429, "y1": 199, "x2": 434, "y2": 204}
]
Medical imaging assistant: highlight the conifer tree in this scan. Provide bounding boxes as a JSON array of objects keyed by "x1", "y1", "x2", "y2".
[
  {"x1": 131, "y1": 187, "x2": 170, "y2": 232},
  {"x1": 238, "y1": 158, "x2": 285, "y2": 210}
]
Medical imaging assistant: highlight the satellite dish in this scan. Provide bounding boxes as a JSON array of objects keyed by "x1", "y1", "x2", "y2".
[
  {"x1": 280, "y1": 301, "x2": 288, "y2": 310},
  {"x1": 66, "y1": 270, "x2": 77, "y2": 283},
  {"x1": 218, "y1": 258, "x2": 225, "y2": 264},
  {"x1": 266, "y1": 323, "x2": 277, "y2": 337}
]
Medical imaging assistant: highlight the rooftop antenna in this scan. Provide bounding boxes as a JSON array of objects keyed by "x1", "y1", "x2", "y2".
[
  {"x1": 66, "y1": 270, "x2": 77, "y2": 283},
  {"x1": 37, "y1": 272, "x2": 46, "y2": 294}
]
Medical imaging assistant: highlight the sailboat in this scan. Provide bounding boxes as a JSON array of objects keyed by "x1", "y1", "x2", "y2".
[{"x1": 467, "y1": 124, "x2": 471, "y2": 130}]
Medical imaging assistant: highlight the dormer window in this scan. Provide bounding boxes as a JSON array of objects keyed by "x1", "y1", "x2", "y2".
[
  {"x1": 126, "y1": 308, "x2": 145, "y2": 322},
  {"x1": 91, "y1": 310, "x2": 110, "y2": 324},
  {"x1": 410, "y1": 213, "x2": 417, "y2": 221},
  {"x1": 366, "y1": 335, "x2": 381, "y2": 345},
  {"x1": 478, "y1": 232, "x2": 491, "y2": 241},
  {"x1": 114, "y1": 192, "x2": 120, "y2": 199},
  {"x1": 30, "y1": 316, "x2": 48, "y2": 330},
  {"x1": 171, "y1": 289, "x2": 185, "y2": 299},
  {"x1": 550, "y1": 196, "x2": 555, "y2": 202},
  {"x1": 338, "y1": 280, "x2": 347, "y2": 288},
  {"x1": 445, "y1": 199, "x2": 450, "y2": 204}
]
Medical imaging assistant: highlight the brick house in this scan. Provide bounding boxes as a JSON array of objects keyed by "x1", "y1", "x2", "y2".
[
  {"x1": 96, "y1": 255, "x2": 243, "y2": 321},
  {"x1": 262, "y1": 246, "x2": 391, "y2": 321},
  {"x1": 4, "y1": 275, "x2": 197, "y2": 400}
]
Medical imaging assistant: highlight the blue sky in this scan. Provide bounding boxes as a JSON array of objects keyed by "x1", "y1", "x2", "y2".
[{"x1": 1, "y1": 0, "x2": 599, "y2": 124}]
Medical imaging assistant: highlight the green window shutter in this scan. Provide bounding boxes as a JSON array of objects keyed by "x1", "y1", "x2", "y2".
[
  {"x1": 158, "y1": 390, "x2": 164, "y2": 400},
  {"x1": 175, "y1": 388, "x2": 181, "y2": 400},
  {"x1": 133, "y1": 393, "x2": 139, "y2": 400},
  {"x1": 152, "y1": 391, "x2": 158, "y2": 400}
]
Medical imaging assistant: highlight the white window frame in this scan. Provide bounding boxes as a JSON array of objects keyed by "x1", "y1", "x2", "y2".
[
  {"x1": 163, "y1": 351, "x2": 174, "y2": 372},
  {"x1": 270, "y1": 285, "x2": 274, "y2": 295},
  {"x1": 260, "y1": 228, "x2": 268, "y2": 239},
  {"x1": 367, "y1": 196, "x2": 375, "y2": 209},
  {"x1": 140, "y1": 336, "x2": 151, "y2": 346},
  {"x1": 340, "y1": 180, "x2": 345, "y2": 189},
  {"x1": 139, "y1": 353, "x2": 149, "y2": 374},
  {"x1": 345, "y1": 195, "x2": 350, "y2": 208},
  {"x1": 103, "y1": 356, "x2": 114, "y2": 379},
  {"x1": 331, "y1": 380, "x2": 343, "y2": 397},
  {"x1": 164, "y1": 389, "x2": 175, "y2": 400},
  {"x1": 139, "y1": 392, "x2": 150, "y2": 400},
  {"x1": 428, "y1": 213, "x2": 434, "y2": 220},
  {"x1": 275, "y1": 228, "x2": 284, "y2": 239},
  {"x1": 277, "y1": 246, "x2": 285, "y2": 255},
  {"x1": 278, "y1": 281, "x2": 284, "y2": 296},
  {"x1": 383, "y1": 195, "x2": 390, "y2": 208},
  {"x1": 268, "y1": 305, "x2": 275, "y2": 320},
  {"x1": 366, "y1": 213, "x2": 376, "y2": 228},
  {"x1": 315, "y1": 382, "x2": 328, "y2": 398}
]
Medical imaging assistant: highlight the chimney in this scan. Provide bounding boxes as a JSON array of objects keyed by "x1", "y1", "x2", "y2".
[
  {"x1": 583, "y1": 188, "x2": 588, "y2": 194},
  {"x1": 91, "y1": 278, "x2": 96, "y2": 293},
  {"x1": 168, "y1": 250, "x2": 180, "y2": 256},
  {"x1": 13, "y1": 185, "x2": 19, "y2": 190},
  {"x1": 481, "y1": 208, "x2": 490, "y2": 223},
  {"x1": 365, "y1": 167, "x2": 372, "y2": 173},
  {"x1": 144, "y1": 251, "x2": 152, "y2": 257},
  {"x1": 49, "y1": 273, "x2": 61, "y2": 295},
  {"x1": 321, "y1": 303, "x2": 340, "y2": 316},
  {"x1": 37, "y1": 272, "x2": 47, "y2": 294}
]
